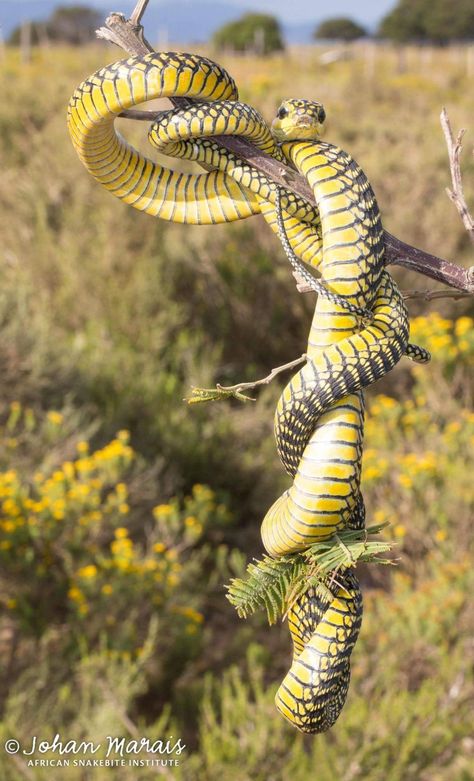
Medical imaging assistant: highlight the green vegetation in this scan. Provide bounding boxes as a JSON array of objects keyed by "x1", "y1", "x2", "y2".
[
  {"x1": 314, "y1": 17, "x2": 367, "y2": 42},
  {"x1": 9, "y1": 6, "x2": 101, "y2": 46},
  {"x1": 212, "y1": 13, "x2": 284, "y2": 55},
  {"x1": 379, "y1": 0, "x2": 474, "y2": 43},
  {"x1": 0, "y1": 44, "x2": 473, "y2": 779}
]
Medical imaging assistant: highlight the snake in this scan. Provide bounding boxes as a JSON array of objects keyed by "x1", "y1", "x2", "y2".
[{"x1": 67, "y1": 52, "x2": 430, "y2": 734}]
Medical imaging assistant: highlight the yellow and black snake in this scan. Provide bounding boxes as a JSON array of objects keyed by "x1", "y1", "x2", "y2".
[{"x1": 67, "y1": 52, "x2": 429, "y2": 734}]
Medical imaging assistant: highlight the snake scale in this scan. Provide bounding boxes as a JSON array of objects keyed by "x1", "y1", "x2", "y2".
[{"x1": 68, "y1": 52, "x2": 429, "y2": 733}]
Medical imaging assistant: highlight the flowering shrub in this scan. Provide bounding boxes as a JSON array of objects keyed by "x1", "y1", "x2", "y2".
[{"x1": 0, "y1": 406, "x2": 231, "y2": 665}]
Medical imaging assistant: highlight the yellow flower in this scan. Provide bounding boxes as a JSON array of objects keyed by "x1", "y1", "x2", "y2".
[
  {"x1": 431, "y1": 334, "x2": 451, "y2": 350},
  {"x1": 75, "y1": 459, "x2": 92, "y2": 475},
  {"x1": 62, "y1": 462, "x2": 75, "y2": 479},
  {"x1": 175, "y1": 606, "x2": 204, "y2": 624},
  {"x1": 47, "y1": 411, "x2": 64, "y2": 426},
  {"x1": 118, "y1": 503, "x2": 129, "y2": 515},
  {"x1": 445, "y1": 421, "x2": 461, "y2": 435},
  {"x1": 398, "y1": 474, "x2": 413, "y2": 489},
  {"x1": 2, "y1": 499, "x2": 20, "y2": 516},
  {"x1": 153, "y1": 542, "x2": 166, "y2": 553},
  {"x1": 363, "y1": 466, "x2": 381, "y2": 481},
  {"x1": 455, "y1": 316, "x2": 472, "y2": 337},
  {"x1": 52, "y1": 499, "x2": 66, "y2": 521},
  {"x1": 114, "y1": 527, "x2": 129, "y2": 539},
  {"x1": 394, "y1": 524, "x2": 406, "y2": 538},
  {"x1": 77, "y1": 564, "x2": 98, "y2": 579},
  {"x1": 376, "y1": 394, "x2": 397, "y2": 409},
  {"x1": 153, "y1": 504, "x2": 172, "y2": 518},
  {"x1": 435, "y1": 529, "x2": 447, "y2": 542},
  {"x1": 68, "y1": 586, "x2": 84, "y2": 602},
  {"x1": 76, "y1": 441, "x2": 89, "y2": 454},
  {"x1": 101, "y1": 584, "x2": 113, "y2": 595}
]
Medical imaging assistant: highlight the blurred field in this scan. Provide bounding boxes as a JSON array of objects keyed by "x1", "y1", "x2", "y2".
[{"x1": 0, "y1": 41, "x2": 473, "y2": 780}]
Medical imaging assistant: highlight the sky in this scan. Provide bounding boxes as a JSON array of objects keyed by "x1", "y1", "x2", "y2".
[
  {"x1": 5, "y1": 0, "x2": 397, "y2": 28},
  {"x1": 159, "y1": 0, "x2": 397, "y2": 25}
]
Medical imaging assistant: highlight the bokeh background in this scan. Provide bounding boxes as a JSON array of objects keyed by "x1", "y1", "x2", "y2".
[{"x1": 0, "y1": 1, "x2": 473, "y2": 779}]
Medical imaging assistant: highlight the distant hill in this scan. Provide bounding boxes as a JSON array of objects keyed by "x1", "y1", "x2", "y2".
[{"x1": 0, "y1": 1, "x2": 315, "y2": 43}]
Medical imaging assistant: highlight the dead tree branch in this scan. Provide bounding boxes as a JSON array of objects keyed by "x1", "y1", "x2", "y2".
[
  {"x1": 403, "y1": 288, "x2": 472, "y2": 302},
  {"x1": 440, "y1": 107, "x2": 474, "y2": 244},
  {"x1": 95, "y1": 2, "x2": 474, "y2": 295}
]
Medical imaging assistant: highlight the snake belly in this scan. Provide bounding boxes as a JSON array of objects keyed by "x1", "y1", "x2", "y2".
[{"x1": 68, "y1": 58, "x2": 414, "y2": 735}]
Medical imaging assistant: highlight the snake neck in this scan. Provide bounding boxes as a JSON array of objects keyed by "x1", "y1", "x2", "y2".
[{"x1": 280, "y1": 139, "x2": 385, "y2": 317}]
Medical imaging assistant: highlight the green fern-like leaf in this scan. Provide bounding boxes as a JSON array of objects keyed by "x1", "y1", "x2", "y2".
[
  {"x1": 225, "y1": 554, "x2": 305, "y2": 624},
  {"x1": 225, "y1": 523, "x2": 395, "y2": 625}
]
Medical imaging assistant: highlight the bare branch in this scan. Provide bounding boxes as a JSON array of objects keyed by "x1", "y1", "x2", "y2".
[
  {"x1": 440, "y1": 107, "x2": 474, "y2": 244},
  {"x1": 186, "y1": 354, "x2": 307, "y2": 404},
  {"x1": 96, "y1": 0, "x2": 152, "y2": 53},
  {"x1": 130, "y1": 0, "x2": 150, "y2": 27},
  {"x1": 403, "y1": 288, "x2": 473, "y2": 302},
  {"x1": 96, "y1": 8, "x2": 474, "y2": 294}
]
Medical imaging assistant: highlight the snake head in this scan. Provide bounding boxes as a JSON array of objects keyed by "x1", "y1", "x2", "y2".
[{"x1": 271, "y1": 99, "x2": 326, "y2": 142}]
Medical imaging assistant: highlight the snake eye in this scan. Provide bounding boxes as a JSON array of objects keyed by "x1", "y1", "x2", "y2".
[
  {"x1": 318, "y1": 107, "x2": 326, "y2": 124},
  {"x1": 277, "y1": 106, "x2": 288, "y2": 119}
]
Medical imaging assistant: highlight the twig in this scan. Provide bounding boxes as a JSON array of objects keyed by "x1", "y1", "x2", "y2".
[
  {"x1": 130, "y1": 0, "x2": 150, "y2": 26},
  {"x1": 95, "y1": 6, "x2": 474, "y2": 294},
  {"x1": 402, "y1": 288, "x2": 473, "y2": 301},
  {"x1": 440, "y1": 107, "x2": 474, "y2": 244},
  {"x1": 217, "y1": 354, "x2": 307, "y2": 392},
  {"x1": 96, "y1": 0, "x2": 152, "y2": 52},
  {"x1": 186, "y1": 354, "x2": 307, "y2": 404}
]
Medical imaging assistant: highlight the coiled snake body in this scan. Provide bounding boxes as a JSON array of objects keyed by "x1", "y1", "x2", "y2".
[{"x1": 68, "y1": 52, "x2": 429, "y2": 733}]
